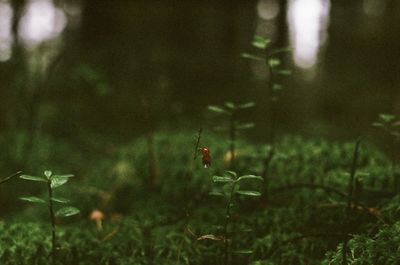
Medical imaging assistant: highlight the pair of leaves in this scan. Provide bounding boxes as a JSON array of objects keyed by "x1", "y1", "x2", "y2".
[
  {"x1": 212, "y1": 173, "x2": 263, "y2": 197},
  {"x1": 208, "y1": 102, "x2": 255, "y2": 114},
  {"x1": 20, "y1": 196, "x2": 69, "y2": 204},
  {"x1": 19, "y1": 196, "x2": 79, "y2": 217},
  {"x1": 20, "y1": 174, "x2": 74, "y2": 189}
]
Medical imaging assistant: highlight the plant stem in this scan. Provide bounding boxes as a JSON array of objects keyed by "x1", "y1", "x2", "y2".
[
  {"x1": 194, "y1": 128, "x2": 203, "y2": 160},
  {"x1": 261, "y1": 53, "x2": 276, "y2": 192},
  {"x1": 0, "y1": 171, "x2": 22, "y2": 185},
  {"x1": 342, "y1": 139, "x2": 361, "y2": 265},
  {"x1": 229, "y1": 113, "x2": 236, "y2": 169},
  {"x1": 48, "y1": 180, "x2": 57, "y2": 265},
  {"x1": 390, "y1": 138, "x2": 398, "y2": 192},
  {"x1": 223, "y1": 181, "x2": 237, "y2": 265},
  {"x1": 267, "y1": 60, "x2": 276, "y2": 146}
]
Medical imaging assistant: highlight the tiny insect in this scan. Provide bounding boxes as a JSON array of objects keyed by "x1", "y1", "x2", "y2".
[{"x1": 199, "y1": 147, "x2": 211, "y2": 168}]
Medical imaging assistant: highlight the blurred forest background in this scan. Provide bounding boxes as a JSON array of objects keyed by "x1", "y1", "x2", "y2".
[
  {"x1": 1, "y1": 1, "x2": 400, "y2": 264},
  {"x1": 0, "y1": 0, "x2": 399, "y2": 145}
]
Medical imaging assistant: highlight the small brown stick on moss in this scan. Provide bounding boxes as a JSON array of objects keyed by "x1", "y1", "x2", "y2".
[{"x1": 193, "y1": 128, "x2": 203, "y2": 160}]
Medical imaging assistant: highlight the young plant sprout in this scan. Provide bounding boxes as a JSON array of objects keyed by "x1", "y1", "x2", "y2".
[
  {"x1": 242, "y1": 36, "x2": 291, "y2": 181},
  {"x1": 372, "y1": 113, "x2": 400, "y2": 191},
  {"x1": 19, "y1": 170, "x2": 80, "y2": 265},
  {"x1": 242, "y1": 35, "x2": 291, "y2": 145},
  {"x1": 208, "y1": 171, "x2": 263, "y2": 265},
  {"x1": 207, "y1": 102, "x2": 256, "y2": 168}
]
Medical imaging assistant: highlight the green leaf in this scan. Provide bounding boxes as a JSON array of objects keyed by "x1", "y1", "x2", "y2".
[
  {"x1": 52, "y1": 174, "x2": 74, "y2": 179},
  {"x1": 235, "y1": 190, "x2": 262, "y2": 197},
  {"x1": 390, "y1": 132, "x2": 400, "y2": 137},
  {"x1": 20, "y1": 175, "x2": 47, "y2": 183},
  {"x1": 51, "y1": 175, "x2": 73, "y2": 188},
  {"x1": 19, "y1": 196, "x2": 46, "y2": 204},
  {"x1": 224, "y1": 171, "x2": 237, "y2": 178},
  {"x1": 371, "y1": 122, "x2": 384, "y2": 128},
  {"x1": 213, "y1": 176, "x2": 233, "y2": 183},
  {"x1": 252, "y1": 36, "x2": 271, "y2": 49},
  {"x1": 209, "y1": 191, "x2": 224, "y2": 196},
  {"x1": 268, "y1": 58, "x2": 280, "y2": 68},
  {"x1": 237, "y1": 175, "x2": 263, "y2": 182},
  {"x1": 56, "y1": 206, "x2": 80, "y2": 217},
  {"x1": 240, "y1": 53, "x2": 264, "y2": 61},
  {"x1": 271, "y1": 47, "x2": 292, "y2": 55},
  {"x1": 44, "y1": 170, "x2": 52, "y2": 178},
  {"x1": 237, "y1": 102, "x2": 255, "y2": 109},
  {"x1": 232, "y1": 249, "x2": 253, "y2": 255},
  {"x1": 393, "y1": 121, "x2": 400, "y2": 127},
  {"x1": 213, "y1": 126, "x2": 229, "y2": 132},
  {"x1": 272, "y1": 84, "x2": 283, "y2": 92},
  {"x1": 207, "y1": 105, "x2": 228, "y2": 114},
  {"x1": 224, "y1": 102, "x2": 235, "y2": 109},
  {"x1": 51, "y1": 197, "x2": 70, "y2": 203},
  {"x1": 236, "y1": 123, "x2": 255, "y2": 130},
  {"x1": 277, "y1": 69, "x2": 292, "y2": 75},
  {"x1": 379, "y1": 114, "x2": 396, "y2": 123}
]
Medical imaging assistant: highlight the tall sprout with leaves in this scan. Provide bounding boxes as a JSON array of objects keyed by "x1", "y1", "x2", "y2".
[
  {"x1": 207, "y1": 102, "x2": 256, "y2": 168},
  {"x1": 242, "y1": 36, "x2": 291, "y2": 180},
  {"x1": 209, "y1": 171, "x2": 263, "y2": 265},
  {"x1": 372, "y1": 113, "x2": 400, "y2": 191},
  {"x1": 19, "y1": 170, "x2": 80, "y2": 265}
]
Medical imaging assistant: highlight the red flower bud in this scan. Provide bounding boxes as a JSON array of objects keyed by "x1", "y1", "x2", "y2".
[{"x1": 200, "y1": 147, "x2": 211, "y2": 168}]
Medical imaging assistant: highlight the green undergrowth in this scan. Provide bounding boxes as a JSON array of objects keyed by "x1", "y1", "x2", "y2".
[{"x1": 0, "y1": 130, "x2": 399, "y2": 264}]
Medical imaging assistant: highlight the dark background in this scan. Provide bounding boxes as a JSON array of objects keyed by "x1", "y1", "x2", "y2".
[{"x1": 1, "y1": 0, "x2": 400, "y2": 144}]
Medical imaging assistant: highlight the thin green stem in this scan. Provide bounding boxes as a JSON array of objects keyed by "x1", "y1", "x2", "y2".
[
  {"x1": 48, "y1": 180, "x2": 57, "y2": 265},
  {"x1": 223, "y1": 181, "x2": 237, "y2": 265},
  {"x1": 229, "y1": 113, "x2": 236, "y2": 169},
  {"x1": 267, "y1": 61, "x2": 276, "y2": 146},
  {"x1": 194, "y1": 128, "x2": 203, "y2": 160}
]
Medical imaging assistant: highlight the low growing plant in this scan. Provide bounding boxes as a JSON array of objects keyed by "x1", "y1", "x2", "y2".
[
  {"x1": 19, "y1": 170, "x2": 80, "y2": 265},
  {"x1": 242, "y1": 35, "x2": 291, "y2": 192},
  {"x1": 207, "y1": 171, "x2": 263, "y2": 265}
]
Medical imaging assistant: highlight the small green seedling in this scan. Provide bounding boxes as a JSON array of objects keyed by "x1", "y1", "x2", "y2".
[
  {"x1": 207, "y1": 102, "x2": 256, "y2": 168},
  {"x1": 242, "y1": 35, "x2": 291, "y2": 145},
  {"x1": 208, "y1": 171, "x2": 263, "y2": 265},
  {"x1": 372, "y1": 113, "x2": 400, "y2": 190},
  {"x1": 19, "y1": 170, "x2": 80, "y2": 265},
  {"x1": 242, "y1": 35, "x2": 291, "y2": 186}
]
